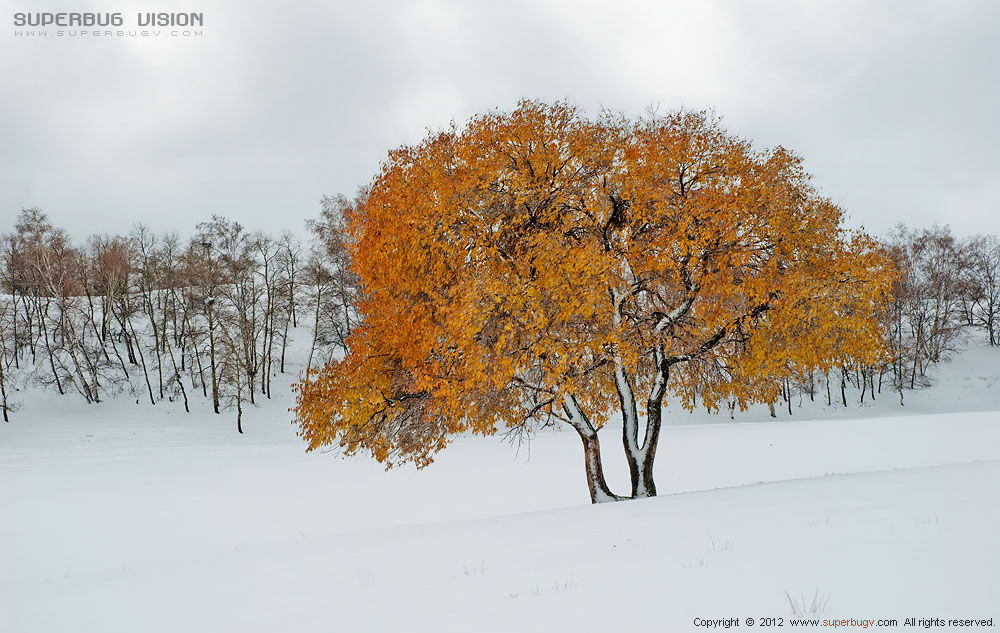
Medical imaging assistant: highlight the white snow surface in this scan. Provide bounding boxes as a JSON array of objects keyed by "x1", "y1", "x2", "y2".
[{"x1": 1, "y1": 331, "x2": 998, "y2": 631}]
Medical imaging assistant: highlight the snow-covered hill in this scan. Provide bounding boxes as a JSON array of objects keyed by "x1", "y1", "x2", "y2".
[{"x1": 1, "y1": 331, "x2": 998, "y2": 632}]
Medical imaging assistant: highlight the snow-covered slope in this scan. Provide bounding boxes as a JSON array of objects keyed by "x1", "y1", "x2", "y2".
[{"x1": 1, "y1": 332, "x2": 998, "y2": 632}]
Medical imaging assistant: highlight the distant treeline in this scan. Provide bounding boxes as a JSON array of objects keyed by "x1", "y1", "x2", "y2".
[
  {"x1": 0, "y1": 202, "x2": 997, "y2": 426},
  {"x1": 728, "y1": 224, "x2": 999, "y2": 418},
  {"x1": 0, "y1": 197, "x2": 358, "y2": 428}
]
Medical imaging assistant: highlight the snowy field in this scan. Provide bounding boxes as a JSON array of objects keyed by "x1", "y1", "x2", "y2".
[{"x1": 2, "y1": 334, "x2": 998, "y2": 632}]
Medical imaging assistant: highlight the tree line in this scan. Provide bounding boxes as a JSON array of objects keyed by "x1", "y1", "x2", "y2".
[
  {"x1": 748, "y1": 223, "x2": 999, "y2": 419},
  {"x1": 0, "y1": 200, "x2": 997, "y2": 431},
  {"x1": 0, "y1": 197, "x2": 358, "y2": 428}
]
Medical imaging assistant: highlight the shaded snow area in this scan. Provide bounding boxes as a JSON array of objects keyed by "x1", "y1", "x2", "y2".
[{"x1": 2, "y1": 335, "x2": 998, "y2": 632}]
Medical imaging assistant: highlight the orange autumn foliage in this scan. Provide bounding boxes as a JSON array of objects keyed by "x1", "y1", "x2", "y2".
[{"x1": 294, "y1": 101, "x2": 894, "y2": 499}]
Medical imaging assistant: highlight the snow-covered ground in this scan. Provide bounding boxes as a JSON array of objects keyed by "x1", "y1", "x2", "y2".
[{"x1": 1, "y1": 332, "x2": 998, "y2": 632}]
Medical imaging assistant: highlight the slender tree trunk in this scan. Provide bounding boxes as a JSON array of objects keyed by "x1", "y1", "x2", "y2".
[
  {"x1": 107, "y1": 331, "x2": 130, "y2": 379},
  {"x1": 0, "y1": 340, "x2": 8, "y2": 422},
  {"x1": 60, "y1": 310, "x2": 96, "y2": 403},
  {"x1": 183, "y1": 310, "x2": 207, "y2": 396},
  {"x1": 840, "y1": 367, "x2": 848, "y2": 407},
  {"x1": 22, "y1": 296, "x2": 36, "y2": 363},
  {"x1": 236, "y1": 381, "x2": 244, "y2": 434},
  {"x1": 207, "y1": 305, "x2": 220, "y2": 414},
  {"x1": 84, "y1": 290, "x2": 112, "y2": 365},
  {"x1": 117, "y1": 299, "x2": 137, "y2": 365},
  {"x1": 145, "y1": 295, "x2": 165, "y2": 399},
  {"x1": 306, "y1": 287, "x2": 322, "y2": 375},
  {"x1": 265, "y1": 308, "x2": 276, "y2": 398},
  {"x1": 10, "y1": 290, "x2": 20, "y2": 368},
  {"x1": 127, "y1": 313, "x2": 156, "y2": 406},
  {"x1": 165, "y1": 337, "x2": 189, "y2": 413},
  {"x1": 37, "y1": 297, "x2": 63, "y2": 395},
  {"x1": 280, "y1": 308, "x2": 291, "y2": 373}
]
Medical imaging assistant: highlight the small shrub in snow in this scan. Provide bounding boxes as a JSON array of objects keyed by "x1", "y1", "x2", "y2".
[{"x1": 784, "y1": 589, "x2": 830, "y2": 617}]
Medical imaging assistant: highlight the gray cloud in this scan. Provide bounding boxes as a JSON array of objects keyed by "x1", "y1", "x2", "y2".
[{"x1": 2, "y1": 0, "x2": 998, "y2": 240}]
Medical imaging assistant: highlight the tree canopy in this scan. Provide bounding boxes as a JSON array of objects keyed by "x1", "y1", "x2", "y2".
[{"x1": 294, "y1": 100, "x2": 894, "y2": 503}]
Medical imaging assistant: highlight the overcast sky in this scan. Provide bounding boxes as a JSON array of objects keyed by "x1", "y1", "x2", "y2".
[{"x1": 2, "y1": 0, "x2": 998, "y2": 241}]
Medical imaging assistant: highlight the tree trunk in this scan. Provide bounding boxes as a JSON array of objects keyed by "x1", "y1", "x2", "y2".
[
  {"x1": 840, "y1": 368, "x2": 848, "y2": 407},
  {"x1": 37, "y1": 298, "x2": 63, "y2": 395},
  {"x1": 237, "y1": 386, "x2": 244, "y2": 434},
  {"x1": 165, "y1": 337, "x2": 189, "y2": 413},
  {"x1": 562, "y1": 394, "x2": 619, "y2": 504},
  {"x1": 614, "y1": 364, "x2": 643, "y2": 498},
  {"x1": 306, "y1": 287, "x2": 322, "y2": 375},
  {"x1": 127, "y1": 313, "x2": 156, "y2": 406},
  {"x1": 280, "y1": 309, "x2": 291, "y2": 373},
  {"x1": 785, "y1": 378, "x2": 793, "y2": 415},
  {"x1": 0, "y1": 347, "x2": 8, "y2": 422},
  {"x1": 638, "y1": 396, "x2": 662, "y2": 497},
  {"x1": 207, "y1": 305, "x2": 220, "y2": 414}
]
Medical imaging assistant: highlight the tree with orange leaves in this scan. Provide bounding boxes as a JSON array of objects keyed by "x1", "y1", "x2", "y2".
[{"x1": 294, "y1": 101, "x2": 894, "y2": 503}]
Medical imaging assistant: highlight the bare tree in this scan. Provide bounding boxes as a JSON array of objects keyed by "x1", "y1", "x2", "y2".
[{"x1": 965, "y1": 235, "x2": 1000, "y2": 346}]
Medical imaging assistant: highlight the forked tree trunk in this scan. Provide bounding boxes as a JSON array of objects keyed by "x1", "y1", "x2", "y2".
[
  {"x1": 610, "y1": 291, "x2": 662, "y2": 500},
  {"x1": 613, "y1": 359, "x2": 662, "y2": 499}
]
